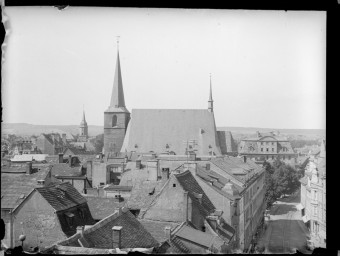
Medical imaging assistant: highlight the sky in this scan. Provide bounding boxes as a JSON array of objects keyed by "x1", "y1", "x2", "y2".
[{"x1": 2, "y1": 7, "x2": 326, "y2": 130}]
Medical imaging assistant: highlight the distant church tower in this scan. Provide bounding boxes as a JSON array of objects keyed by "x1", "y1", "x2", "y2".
[
  {"x1": 104, "y1": 42, "x2": 130, "y2": 155},
  {"x1": 78, "y1": 109, "x2": 88, "y2": 142},
  {"x1": 208, "y1": 74, "x2": 214, "y2": 112}
]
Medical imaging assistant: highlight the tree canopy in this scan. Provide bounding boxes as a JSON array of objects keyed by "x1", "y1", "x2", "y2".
[{"x1": 263, "y1": 159, "x2": 302, "y2": 209}]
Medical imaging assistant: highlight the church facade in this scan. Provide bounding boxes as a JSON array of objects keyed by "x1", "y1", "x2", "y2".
[{"x1": 104, "y1": 47, "x2": 235, "y2": 156}]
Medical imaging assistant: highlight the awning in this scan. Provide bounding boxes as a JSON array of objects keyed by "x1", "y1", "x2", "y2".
[
  {"x1": 302, "y1": 215, "x2": 310, "y2": 223},
  {"x1": 296, "y1": 203, "x2": 305, "y2": 210}
]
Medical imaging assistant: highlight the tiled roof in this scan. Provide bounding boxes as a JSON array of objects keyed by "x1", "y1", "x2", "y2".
[
  {"x1": 121, "y1": 109, "x2": 222, "y2": 155},
  {"x1": 51, "y1": 163, "x2": 83, "y2": 177},
  {"x1": 1, "y1": 166, "x2": 51, "y2": 210},
  {"x1": 169, "y1": 237, "x2": 191, "y2": 253},
  {"x1": 210, "y1": 156, "x2": 263, "y2": 184},
  {"x1": 36, "y1": 182, "x2": 87, "y2": 212},
  {"x1": 82, "y1": 209, "x2": 159, "y2": 249},
  {"x1": 196, "y1": 165, "x2": 244, "y2": 197},
  {"x1": 126, "y1": 179, "x2": 165, "y2": 210},
  {"x1": 84, "y1": 195, "x2": 125, "y2": 220},
  {"x1": 175, "y1": 170, "x2": 215, "y2": 218},
  {"x1": 139, "y1": 219, "x2": 179, "y2": 243},
  {"x1": 217, "y1": 131, "x2": 238, "y2": 154}
]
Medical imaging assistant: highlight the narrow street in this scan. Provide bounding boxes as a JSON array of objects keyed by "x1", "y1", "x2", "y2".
[{"x1": 257, "y1": 191, "x2": 311, "y2": 254}]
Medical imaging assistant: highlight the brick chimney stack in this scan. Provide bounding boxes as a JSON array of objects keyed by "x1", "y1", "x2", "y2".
[
  {"x1": 26, "y1": 162, "x2": 33, "y2": 175},
  {"x1": 162, "y1": 168, "x2": 170, "y2": 181},
  {"x1": 58, "y1": 153, "x2": 64, "y2": 163},
  {"x1": 69, "y1": 155, "x2": 72, "y2": 167}
]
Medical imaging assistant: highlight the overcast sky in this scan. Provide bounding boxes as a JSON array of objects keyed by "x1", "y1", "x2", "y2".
[{"x1": 2, "y1": 7, "x2": 326, "y2": 129}]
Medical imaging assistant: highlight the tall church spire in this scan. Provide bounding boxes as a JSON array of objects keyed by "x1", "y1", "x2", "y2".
[
  {"x1": 208, "y1": 74, "x2": 214, "y2": 112},
  {"x1": 109, "y1": 39, "x2": 126, "y2": 109}
]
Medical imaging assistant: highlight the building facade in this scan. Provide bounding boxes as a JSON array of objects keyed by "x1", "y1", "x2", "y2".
[
  {"x1": 299, "y1": 139, "x2": 326, "y2": 249},
  {"x1": 238, "y1": 131, "x2": 297, "y2": 165}
]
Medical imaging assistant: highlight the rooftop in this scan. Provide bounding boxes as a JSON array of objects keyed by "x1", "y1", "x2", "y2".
[
  {"x1": 58, "y1": 207, "x2": 159, "y2": 249},
  {"x1": 84, "y1": 195, "x2": 125, "y2": 220},
  {"x1": 36, "y1": 182, "x2": 87, "y2": 212},
  {"x1": 1, "y1": 165, "x2": 51, "y2": 210}
]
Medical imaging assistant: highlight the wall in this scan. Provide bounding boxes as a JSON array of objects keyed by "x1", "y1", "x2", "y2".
[
  {"x1": 104, "y1": 112, "x2": 130, "y2": 154},
  {"x1": 143, "y1": 176, "x2": 185, "y2": 222},
  {"x1": 13, "y1": 191, "x2": 67, "y2": 250},
  {"x1": 92, "y1": 161, "x2": 107, "y2": 187},
  {"x1": 194, "y1": 176, "x2": 232, "y2": 223},
  {"x1": 1, "y1": 209, "x2": 13, "y2": 248}
]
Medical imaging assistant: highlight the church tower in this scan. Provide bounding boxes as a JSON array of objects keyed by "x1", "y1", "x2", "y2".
[
  {"x1": 208, "y1": 74, "x2": 214, "y2": 112},
  {"x1": 78, "y1": 109, "x2": 88, "y2": 142},
  {"x1": 104, "y1": 42, "x2": 130, "y2": 155}
]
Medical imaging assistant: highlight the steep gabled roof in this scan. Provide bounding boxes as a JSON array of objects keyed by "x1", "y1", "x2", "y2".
[
  {"x1": 36, "y1": 182, "x2": 87, "y2": 212},
  {"x1": 174, "y1": 170, "x2": 215, "y2": 217},
  {"x1": 84, "y1": 195, "x2": 125, "y2": 220},
  {"x1": 121, "y1": 109, "x2": 222, "y2": 155},
  {"x1": 81, "y1": 208, "x2": 159, "y2": 249},
  {"x1": 1, "y1": 165, "x2": 51, "y2": 210}
]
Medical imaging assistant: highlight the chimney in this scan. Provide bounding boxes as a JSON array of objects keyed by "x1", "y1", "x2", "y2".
[
  {"x1": 76, "y1": 226, "x2": 85, "y2": 236},
  {"x1": 112, "y1": 226, "x2": 122, "y2": 249},
  {"x1": 136, "y1": 160, "x2": 141, "y2": 169},
  {"x1": 183, "y1": 191, "x2": 188, "y2": 222},
  {"x1": 69, "y1": 155, "x2": 72, "y2": 167},
  {"x1": 162, "y1": 168, "x2": 170, "y2": 181},
  {"x1": 58, "y1": 153, "x2": 64, "y2": 163},
  {"x1": 189, "y1": 151, "x2": 196, "y2": 161},
  {"x1": 26, "y1": 162, "x2": 33, "y2": 175},
  {"x1": 206, "y1": 215, "x2": 218, "y2": 230},
  {"x1": 115, "y1": 207, "x2": 122, "y2": 215},
  {"x1": 62, "y1": 133, "x2": 67, "y2": 144},
  {"x1": 86, "y1": 160, "x2": 92, "y2": 180},
  {"x1": 183, "y1": 191, "x2": 192, "y2": 222},
  {"x1": 206, "y1": 163, "x2": 210, "y2": 170},
  {"x1": 164, "y1": 226, "x2": 171, "y2": 240},
  {"x1": 196, "y1": 193, "x2": 203, "y2": 204}
]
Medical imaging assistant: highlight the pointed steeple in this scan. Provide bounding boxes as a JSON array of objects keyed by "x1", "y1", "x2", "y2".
[
  {"x1": 208, "y1": 74, "x2": 214, "y2": 112},
  {"x1": 109, "y1": 42, "x2": 126, "y2": 110},
  {"x1": 81, "y1": 110, "x2": 87, "y2": 125}
]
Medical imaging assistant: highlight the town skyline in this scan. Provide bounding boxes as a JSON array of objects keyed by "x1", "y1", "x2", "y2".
[{"x1": 2, "y1": 7, "x2": 325, "y2": 130}]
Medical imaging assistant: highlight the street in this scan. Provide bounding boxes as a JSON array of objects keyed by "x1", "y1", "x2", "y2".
[{"x1": 257, "y1": 191, "x2": 311, "y2": 254}]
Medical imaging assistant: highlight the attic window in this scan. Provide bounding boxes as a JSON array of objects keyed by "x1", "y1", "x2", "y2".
[
  {"x1": 65, "y1": 212, "x2": 75, "y2": 227},
  {"x1": 19, "y1": 194, "x2": 25, "y2": 199}
]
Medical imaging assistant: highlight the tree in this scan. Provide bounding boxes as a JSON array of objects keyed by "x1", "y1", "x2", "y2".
[{"x1": 263, "y1": 160, "x2": 301, "y2": 208}]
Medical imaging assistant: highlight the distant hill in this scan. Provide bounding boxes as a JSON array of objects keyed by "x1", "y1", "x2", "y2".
[
  {"x1": 1, "y1": 123, "x2": 104, "y2": 137},
  {"x1": 217, "y1": 127, "x2": 325, "y2": 140},
  {"x1": 1, "y1": 123, "x2": 325, "y2": 140}
]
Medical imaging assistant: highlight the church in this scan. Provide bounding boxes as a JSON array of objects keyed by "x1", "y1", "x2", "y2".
[{"x1": 104, "y1": 46, "x2": 235, "y2": 156}]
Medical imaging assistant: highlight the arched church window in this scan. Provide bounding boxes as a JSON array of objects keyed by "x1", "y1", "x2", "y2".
[{"x1": 112, "y1": 115, "x2": 117, "y2": 127}]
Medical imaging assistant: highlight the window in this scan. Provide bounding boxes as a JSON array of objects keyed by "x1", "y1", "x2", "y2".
[
  {"x1": 272, "y1": 148, "x2": 274, "y2": 152},
  {"x1": 112, "y1": 115, "x2": 117, "y2": 127},
  {"x1": 272, "y1": 142, "x2": 274, "y2": 145},
  {"x1": 288, "y1": 156, "x2": 291, "y2": 160},
  {"x1": 261, "y1": 142, "x2": 263, "y2": 145},
  {"x1": 313, "y1": 206, "x2": 318, "y2": 216},
  {"x1": 100, "y1": 182, "x2": 105, "y2": 186},
  {"x1": 261, "y1": 148, "x2": 263, "y2": 152},
  {"x1": 266, "y1": 148, "x2": 269, "y2": 152},
  {"x1": 173, "y1": 184, "x2": 176, "y2": 187}
]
